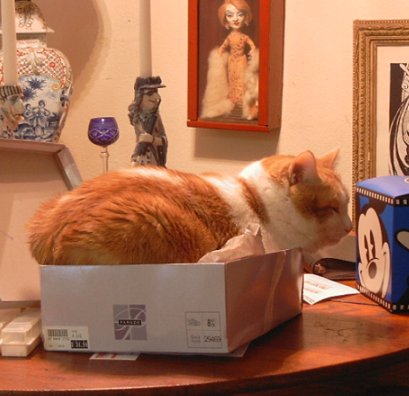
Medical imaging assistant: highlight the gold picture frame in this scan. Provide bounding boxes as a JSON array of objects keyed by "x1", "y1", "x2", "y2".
[{"x1": 353, "y1": 19, "x2": 409, "y2": 185}]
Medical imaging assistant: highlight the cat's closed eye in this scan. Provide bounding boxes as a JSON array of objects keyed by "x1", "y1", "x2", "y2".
[{"x1": 316, "y1": 206, "x2": 339, "y2": 217}]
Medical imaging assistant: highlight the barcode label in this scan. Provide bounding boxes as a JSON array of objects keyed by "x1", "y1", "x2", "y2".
[
  {"x1": 43, "y1": 326, "x2": 89, "y2": 351},
  {"x1": 48, "y1": 329, "x2": 69, "y2": 338}
]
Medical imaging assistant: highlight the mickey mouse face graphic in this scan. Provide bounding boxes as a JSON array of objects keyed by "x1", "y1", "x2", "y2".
[{"x1": 357, "y1": 207, "x2": 391, "y2": 298}]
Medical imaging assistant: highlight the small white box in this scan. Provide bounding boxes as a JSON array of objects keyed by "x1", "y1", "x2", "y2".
[
  {"x1": 1, "y1": 335, "x2": 41, "y2": 357},
  {"x1": 0, "y1": 309, "x2": 21, "y2": 332},
  {"x1": 1, "y1": 309, "x2": 41, "y2": 344},
  {"x1": 40, "y1": 249, "x2": 303, "y2": 355},
  {"x1": 1, "y1": 309, "x2": 41, "y2": 357}
]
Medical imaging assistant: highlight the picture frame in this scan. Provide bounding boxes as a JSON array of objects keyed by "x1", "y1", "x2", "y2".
[
  {"x1": 353, "y1": 19, "x2": 409, "y2": 186},
  {"x1": 187, "y1": 0, "x2": 284, "y2": 132}
]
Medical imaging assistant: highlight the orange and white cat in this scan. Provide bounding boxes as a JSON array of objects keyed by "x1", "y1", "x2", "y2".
[{"x1": 27, "y1": 149, "x2": 352, "y2": 265}]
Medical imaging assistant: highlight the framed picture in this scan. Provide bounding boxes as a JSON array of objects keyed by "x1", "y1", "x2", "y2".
[
  {"x1": 187, "y1": 0, "x2": 284, "y2": 132},
  {"x1": 353, "y1": 19, "x2": 409, "y2": 185}
]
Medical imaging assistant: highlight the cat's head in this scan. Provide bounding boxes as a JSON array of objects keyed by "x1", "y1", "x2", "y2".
[
  {"x1": 261, "y1": 149, "x2": 353, "y2": 252},
  {"x1": 287, "y1": 149, "x2": 352, "y2": 251}
]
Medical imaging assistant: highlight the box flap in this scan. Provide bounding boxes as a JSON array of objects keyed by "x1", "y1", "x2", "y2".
[{"x1": 225, "y1": 249, "x2": 303, "y2": 350}]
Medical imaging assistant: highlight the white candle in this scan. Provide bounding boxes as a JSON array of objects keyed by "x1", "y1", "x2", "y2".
[
  {"x1": 139, "y1": 0, "x2": 152, "y2": 77},
  {"x1": 1, "y1": 0, "x2": 17, "y2": 85}
]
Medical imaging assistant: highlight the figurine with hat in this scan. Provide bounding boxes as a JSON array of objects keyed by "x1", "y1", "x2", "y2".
[{"x1": 128, "y1": 75, "x2": 168, "y2": 167}]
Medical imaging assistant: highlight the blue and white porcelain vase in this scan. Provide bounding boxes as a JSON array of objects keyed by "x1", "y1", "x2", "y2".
[{"x1": 0, "y1": 0, "x2": 73, "y2": 142}]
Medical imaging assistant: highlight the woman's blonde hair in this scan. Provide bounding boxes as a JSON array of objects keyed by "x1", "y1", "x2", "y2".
[{"x1": 217, "y1": 0, "x2": 253, "y2": 29}]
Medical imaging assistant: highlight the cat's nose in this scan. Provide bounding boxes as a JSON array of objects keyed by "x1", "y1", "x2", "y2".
[{"x1": 344, "y1": 217, "x2": 353, "y2": 233}]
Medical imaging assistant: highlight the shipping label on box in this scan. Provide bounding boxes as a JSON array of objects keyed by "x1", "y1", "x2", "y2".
[
  {"x1": 356, "y1": 176, "x2": 409, "y2": 312},
  {"x1": 40, "y1": 249, "x2": 303, "y2": 355}
]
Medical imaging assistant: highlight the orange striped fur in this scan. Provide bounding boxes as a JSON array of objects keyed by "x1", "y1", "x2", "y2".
[{"x1": 27, "y1": 150, "x2": 352, "y2": 265}]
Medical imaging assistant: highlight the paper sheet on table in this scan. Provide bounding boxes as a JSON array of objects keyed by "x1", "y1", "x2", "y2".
[{"x1": 303, "y1": 274, "x2": 359, "y2": 305}]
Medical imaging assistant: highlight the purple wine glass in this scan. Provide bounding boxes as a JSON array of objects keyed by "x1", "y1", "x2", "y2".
[{"x1": 87, "y1": 117, "x2": 119, "y2": 174}]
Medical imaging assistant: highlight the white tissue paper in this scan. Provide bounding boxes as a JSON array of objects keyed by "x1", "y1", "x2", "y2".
[{"x1": 198, "y1": 223, "x2": 265, "y2": 263}]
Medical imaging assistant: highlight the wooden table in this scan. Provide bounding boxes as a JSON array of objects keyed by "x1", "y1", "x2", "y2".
[{"x1": 1, "y1": 281, "x2": 409, "y2": 395}]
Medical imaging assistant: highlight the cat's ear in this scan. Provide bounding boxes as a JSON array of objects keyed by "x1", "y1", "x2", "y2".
[
  {"x1": 318, "y1": 148, "x2": 339, "y2": 169},
  {"x1": 288, "y1": 151, "x2": 319, "y2": 186}
]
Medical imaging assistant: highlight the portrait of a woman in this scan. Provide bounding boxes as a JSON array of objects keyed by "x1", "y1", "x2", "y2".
[{"x1": 200, "y1": 0, "x2": 259, "y2": 121}]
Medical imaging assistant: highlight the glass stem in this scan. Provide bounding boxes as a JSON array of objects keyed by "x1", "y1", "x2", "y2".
[{"x1": 100, "y1": 146, "x2": 109, "y2": 174}]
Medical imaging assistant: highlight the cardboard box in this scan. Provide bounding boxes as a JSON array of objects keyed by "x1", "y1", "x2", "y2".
[
  {"x1": 41, "y1": 249, "x2": 303, "y2": 354},
  {"x1": 356, "y1": 176, "x2": 409, "y2": 312}
]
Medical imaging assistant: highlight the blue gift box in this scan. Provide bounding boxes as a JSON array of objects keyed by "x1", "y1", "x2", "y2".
[{"x1": 356, "y1": 176, "x2": 409, "y2": 312}]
